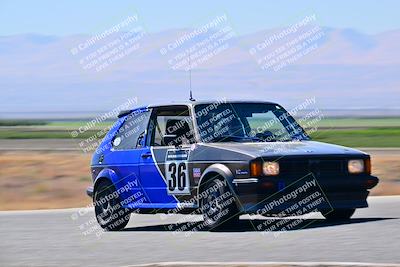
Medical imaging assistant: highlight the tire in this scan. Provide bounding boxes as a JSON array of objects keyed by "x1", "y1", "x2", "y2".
[
  {"x1": 200, "y1": 177, "x2": 239, "y2": 230},
  {"x1": 322, "y1": 208, "x2": 356, "y2": 221},
  {"x1": 93, "y1": 180, "x2": 130, "y2": 231}
]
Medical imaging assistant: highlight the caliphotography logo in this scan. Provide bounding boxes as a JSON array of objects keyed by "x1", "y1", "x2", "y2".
[{"x1": 0, "y1": 1, "x2": 399, "y2": 267}]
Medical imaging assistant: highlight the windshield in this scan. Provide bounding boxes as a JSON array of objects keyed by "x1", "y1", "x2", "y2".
[{"x1": 194, "y1": 103, "x2": 309, "y2": 143}]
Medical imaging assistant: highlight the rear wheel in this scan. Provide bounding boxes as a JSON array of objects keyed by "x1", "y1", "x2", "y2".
[
  {"x1": 200, "y1": 177, "x2": 239, "y2": 230},
  {"x1": 322, "y1": 208, "x2": 356, "y2": 221},
  {"x1": 94, "y1": 180, "x2": 130, "y2": 231}
]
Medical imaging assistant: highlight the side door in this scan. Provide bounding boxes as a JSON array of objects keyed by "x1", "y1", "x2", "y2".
[
  {"x1": 106, "y1": 109, "x2": 152, "y2": 208},
  {"x1": 139, "y1": 106, "x2": 197, "y2": 208}
]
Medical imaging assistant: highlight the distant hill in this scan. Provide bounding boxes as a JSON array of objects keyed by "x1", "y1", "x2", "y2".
[{"x1": 0, "y1": 27, "x2": 399, "y2": 116}]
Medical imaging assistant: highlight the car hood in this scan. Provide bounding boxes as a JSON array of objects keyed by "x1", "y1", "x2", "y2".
[{"x1": 202, "y1": 141, "x2": 367, "y2": 158}]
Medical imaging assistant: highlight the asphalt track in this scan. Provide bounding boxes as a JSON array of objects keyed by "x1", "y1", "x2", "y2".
[{"x1": 0, "y1": 196, "x2": 399, "y2": 267}]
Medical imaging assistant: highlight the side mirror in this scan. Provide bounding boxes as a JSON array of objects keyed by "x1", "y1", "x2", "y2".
[{"x1": 163, "y1": 134, "x2": 178, "y2": 146}]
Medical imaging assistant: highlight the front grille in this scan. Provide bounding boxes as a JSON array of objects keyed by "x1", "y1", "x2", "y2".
[{"x1": 279, "y1": 158, "x2": 346, "y2": 177}]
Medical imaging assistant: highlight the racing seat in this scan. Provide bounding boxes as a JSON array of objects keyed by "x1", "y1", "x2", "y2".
[{"x1": 164, "y1": 119, "x2": 194, "y2": 146}]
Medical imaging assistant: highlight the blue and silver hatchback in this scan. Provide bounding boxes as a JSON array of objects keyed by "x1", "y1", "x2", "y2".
[{"x1": 87, "y1": 101, "x2": 378, "y2": 231}]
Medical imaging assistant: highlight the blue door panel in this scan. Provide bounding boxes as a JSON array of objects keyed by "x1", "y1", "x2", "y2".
[
  {"x1": 102, "y1": 149, "x2": 178, "y2": 209},
  {"x1": 139, "y1": 153, "x2": 178, "y2": 205}
]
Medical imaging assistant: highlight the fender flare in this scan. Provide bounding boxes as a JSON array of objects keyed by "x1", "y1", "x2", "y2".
[
  {"x1": 196, "y1": 163, "x2": 241, "y2": 211},
  {"x1": 198, "y1": 163, "x2": 234, "y2": 187},
  {"x1": 93, "y1": 168, "x2": 119, "y2": 192}
]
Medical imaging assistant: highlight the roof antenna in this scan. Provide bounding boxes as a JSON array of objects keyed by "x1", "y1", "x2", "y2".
[
  {"x1": 188, "y1": 49, "x2": 196, "y2": 102},
  {"x1": 189, "y1": 90, "x2": 195, "y2": 102}
]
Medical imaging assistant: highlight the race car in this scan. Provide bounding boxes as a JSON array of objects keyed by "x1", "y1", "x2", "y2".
[{"x1": 86, "y1": 101, "x2": 379, "y2": 231}]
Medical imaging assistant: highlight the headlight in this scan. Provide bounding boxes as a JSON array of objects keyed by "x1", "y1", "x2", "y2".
[
  {"x1": 348, "y1": 159, "x2": 365, "y2": 174},
  {"x1": 263, "y1": 161, "x2": 280, "y2": 176}
]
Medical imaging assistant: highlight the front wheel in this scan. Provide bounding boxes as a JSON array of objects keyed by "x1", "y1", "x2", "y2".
[
  {"x1": 200, "y1": 177, "x2": 239, "y2": 230},
  {"x1": 94, "y1": 180, "x2": 130, "y2": 231},
  {"x1": 321, "y1": 208, "x2": 356, "y2": 221}
]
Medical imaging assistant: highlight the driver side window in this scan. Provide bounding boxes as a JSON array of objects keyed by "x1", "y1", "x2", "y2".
[{"x1": 147, "y1": 106, "x2": 195, "y2": 147}]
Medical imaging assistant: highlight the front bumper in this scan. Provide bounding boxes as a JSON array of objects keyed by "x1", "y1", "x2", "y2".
[{"x1": 233, "y1": 174, "x2": 379, "y2": 214}]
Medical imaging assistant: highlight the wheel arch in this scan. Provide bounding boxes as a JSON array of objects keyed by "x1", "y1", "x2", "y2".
[
  {"x1": 93, "y1": 177, "x2": 112, "y2": 192},
  {"x1": 93, "y1": 168, "x2": 119, "y2": 193},
  {"x1": 196, "y1": 163, "x2": 240, "y2": 210}
]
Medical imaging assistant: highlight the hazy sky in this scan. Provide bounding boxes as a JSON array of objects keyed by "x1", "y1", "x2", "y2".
[
  {"x1": 0, "y1": 0, "x2": 398, "y2": 36},
  {"x1": 1, "y1": 0, "x2": 399, "y2": 116}
]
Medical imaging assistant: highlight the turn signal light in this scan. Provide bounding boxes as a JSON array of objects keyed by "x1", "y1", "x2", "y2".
[{"x1": 250, "y1": 161, "x2": 262, "y2": 177}]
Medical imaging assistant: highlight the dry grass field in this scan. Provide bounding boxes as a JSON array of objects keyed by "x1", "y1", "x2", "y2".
[
  {"x1": 0, "y1": 151, "x2": 399, "y2": 210},
  {"x1": 0, "y1": 152, "x2": 92, "y2": 210}
]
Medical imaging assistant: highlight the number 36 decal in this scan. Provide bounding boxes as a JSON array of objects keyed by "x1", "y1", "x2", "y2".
[{"x1": 165, "y1": 149, "x2": 190, "y2": 195}]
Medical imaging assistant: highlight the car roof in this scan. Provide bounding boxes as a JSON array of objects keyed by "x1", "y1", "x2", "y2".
[{"x1": 118, "y1": 100, "x2": 279, "y2": 118}]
